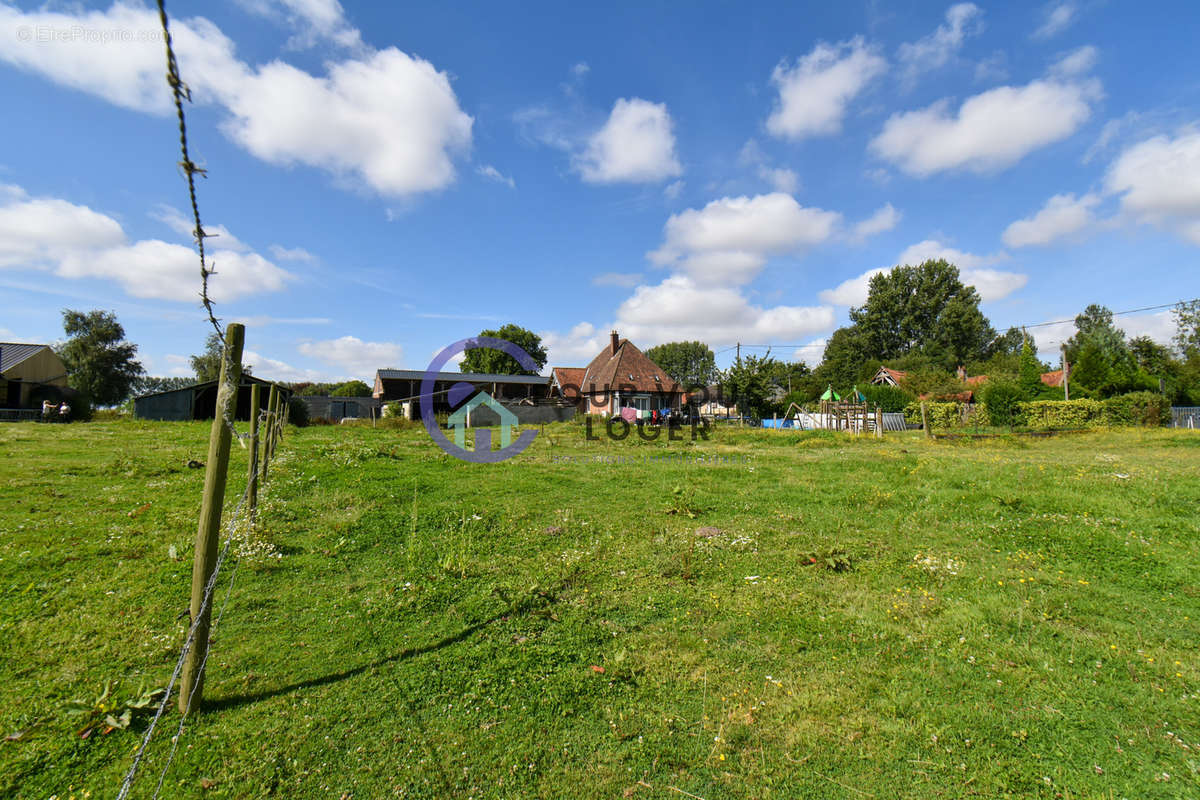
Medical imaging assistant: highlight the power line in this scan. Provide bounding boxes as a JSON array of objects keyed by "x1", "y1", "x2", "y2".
[{"x1": 1010, "y1": 299, "x2": 1195, "y2": 330}]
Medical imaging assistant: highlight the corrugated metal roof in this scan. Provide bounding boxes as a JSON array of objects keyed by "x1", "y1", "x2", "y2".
[
  {"x1": 376, "y1": 369, "x2": 550, "y2": 385},
  {"x1": 0, "y1": 343, "x2": 49, "y2": 373}
]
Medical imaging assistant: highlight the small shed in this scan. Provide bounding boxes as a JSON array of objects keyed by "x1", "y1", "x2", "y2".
[{"x1": 134, "y1": 376, "x2": 292, "y2": 421}]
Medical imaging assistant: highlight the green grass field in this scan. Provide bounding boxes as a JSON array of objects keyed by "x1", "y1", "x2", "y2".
[{"x1": 1, "y1": 419, "x2": 1198, "y2": 799}]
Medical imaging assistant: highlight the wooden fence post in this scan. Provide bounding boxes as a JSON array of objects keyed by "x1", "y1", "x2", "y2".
[
  {"x1": 179, "y1": 323, "x2": 244, "y2": 713},
  {"x1": 263, "y1": 384, "x2": 279, "y2": 479},
  {"x1": 247, "y1": 383, "x2": 261, "y2": 522},
  {"x1": 921, "y1": 401, "x2": 931, "y2": 439}
]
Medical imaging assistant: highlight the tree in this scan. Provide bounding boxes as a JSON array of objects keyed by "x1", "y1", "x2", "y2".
[
  {"x1": 847, "y1": 259, "x2": 995, "y2": 369},
  {"x1": 1173, "y1": 299, "x2": 1200, "y2": 358},
  {"x1": 331, "y1": 380, "x2": 372, "y2": 397},
  {"x1": 56, "y1": 309, "x2": 144, "y2": 406},
  {"x1": 459, "y1": 324, "x2": 547, "y2": 375},
  {"x1": 192, "y1": 332, "x2": 252, "y2": 383},
  {"x1": 721, "y1": 353, "x2": 780, "y2": 419},
  {"x1": 1064, "y1": 304, "x2": 1127, "y2": 364},
  {"x1": 135, "y1": 376, "x2": 196, "y2": 395},
  {"x1": 644, "y1": 341, "x2": 717, "y2": 390},
  {"x1": 1129, "y1": 336, "x2": 1173, "y2": 376},
  {"x1": 1018, "y1": 334, "x2": 1044, "y2": 397}
]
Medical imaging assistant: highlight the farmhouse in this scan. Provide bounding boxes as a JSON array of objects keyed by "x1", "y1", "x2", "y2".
[
  {"x1": 0, "y1": 343, "x2": 69, "y2": 409},
  {"x1": 134, "y1": 376, "x2": 293, "y2": 421},
  {"x1": 554, "y1": 331, "x2": 684, "y2": 416}
]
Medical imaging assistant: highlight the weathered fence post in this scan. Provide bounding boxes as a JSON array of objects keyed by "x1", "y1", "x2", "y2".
[
  {"x1": 179, "y1": 323, "x2": 244, "y2": 713},
  {"x1": 265, "y1": 384, "x2": 279, "y2": 466},
  {"x1": 920, "y1": 401, "x2": 931, "y2": 439},
  {"x1": 247, "y1": 383, "x2": 261, "y2": 522}
]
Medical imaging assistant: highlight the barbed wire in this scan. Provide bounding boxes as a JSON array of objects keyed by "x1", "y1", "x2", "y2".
[{"x1": 156, "y1": 0, "x2": 222, "y2": 342}]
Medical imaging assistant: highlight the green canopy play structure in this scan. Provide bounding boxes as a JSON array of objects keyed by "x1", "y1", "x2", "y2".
[{"x1": 819, "y1": 385, "x2": 841, "y2": 402}]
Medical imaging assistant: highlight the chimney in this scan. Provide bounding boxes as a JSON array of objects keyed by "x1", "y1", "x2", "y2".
[
  {"x1": 956, "y1": 365, "x2": 966, "y2": 382},
  {"x1": 610, "y1": 330, "x2": 620, "y2": 354}
]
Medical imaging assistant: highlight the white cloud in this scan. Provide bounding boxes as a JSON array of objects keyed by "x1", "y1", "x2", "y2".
[
  {"x1": 870, "y1": 73, "x2": 1100, "y2": 176},
  {"x1": 0, "y1": 196, "x2": 124, "y2": 267},
  {"x1": 851, "y1": 203, "x2": 901, "y2": 241},
  {"x1": 897, "y1": 3, "x2": 984, "y2": 87},
  {"x1": 614, "y1": 275, "x2": 835, "y2": 347},
  {"x1": 541, "y1": 322, "x2": 610, "y2": 366},
  {"x1": 821, "y1": 239, "x2": 1027, "y2": 307},
  {"x1": 477, "y1": 164, "x2": 515, "y2": 188},
  {"x1": 759, "y1": 167, "x2": 800, "y2": 194},
  {"x1": 649, "y1": 193, "x2": 840, "y2": 285},
  {"x1": 663, "y1": 180, "x2": 684, "y2": 200},
  {"x1": 152, "y1": 205, "x2": 249, "y2": 252},
  {"x1": 1105, "y1": 131, "x2": 1200, "y2": 244},
  {"x1": 792, "y1": 338, "x2": 827, "y2": 368},
  {"x1": 576, "y1": 98, "x2": 683, "y2": 184},
  {"x1": 221, "y1": 50, "x2": 472, "y2": 195},
  {"x1": 1002, "y1": 192, "x2": 1100, "y2": 247},
  {"x1": 1033, "y1": 2, "x2": 1078, "y2": 40},
  {"x1": 243, "y1": 349, "x2": 331, "y2": 383},
  {"x1": 1050, "y1": 45, "x2": 1098, "y2": 78},
  {"x1": 0, "y1": 186, "x2": 289, "y2": 301},
  {"x1": 0, "y1": 3, "x2": 473, "y2": 197},
  {"x1": 242, "y1": 0, "x2": 364, "y2": 50},
  {"x1": 766, "y1": 37, "x2": 886, "y2": 141},
  {"x1": 297, "y1": 335, "x2": 403, "y2": 378},
  {"x1": 268, "y1": 244, "x2": 317, "y2": 262},
  {"x1": 58, "y1": 240, "x2": 288, "y2": 302},
  {"x1": 819, "y1": 267, "x2": 888, "y2": 306},
  {"x1": 592, "y1": 272, "x2": 644, "y2": 288}
]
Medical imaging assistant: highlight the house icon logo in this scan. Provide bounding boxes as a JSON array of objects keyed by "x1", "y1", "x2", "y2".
[
  {"x1": 446, "y1": 391, "x2": 519, "y2": 451},
  {"x1": 420, "y1": 337, "x2": 539, "y2": 463}
]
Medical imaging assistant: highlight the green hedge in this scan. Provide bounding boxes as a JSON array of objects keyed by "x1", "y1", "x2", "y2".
[
  {"x1": 903, "y1": 401, "x2": 989, "y2": 428},
  {"x1": 1100, "y1": 391, "x2": 1172, "y2": 426},
  {"x1": 904, "y1": 394, "x2": 1171, "y2": 430}
]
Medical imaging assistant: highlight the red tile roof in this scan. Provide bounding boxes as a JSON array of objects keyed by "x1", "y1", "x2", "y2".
[
  {"x1": 551, "y1": 367, "x2": 585, "y2": 390},
  {"x1": 964, "y1": 374, "x2": 989, "y2": 387},
  {"x1": 1040, "y1": 369, "x2": 1064, "y2": 387},
  {"x1": 579, "y1": 336, "x2": 683, "y2": 395}
]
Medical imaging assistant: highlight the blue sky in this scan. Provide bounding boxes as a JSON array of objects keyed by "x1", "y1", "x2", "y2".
[{"x1": 1, "y1": 0, "x2": 1198, "y2": 382}]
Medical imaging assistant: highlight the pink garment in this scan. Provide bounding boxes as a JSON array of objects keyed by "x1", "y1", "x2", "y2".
[{"x1": 620, "y1": 406, "x2": 637, "y2": 423}]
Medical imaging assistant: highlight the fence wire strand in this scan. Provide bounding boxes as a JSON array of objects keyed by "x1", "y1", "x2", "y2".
[
  {"x1": 116, "y1": 405, "x2": 274, "y2": 799},
  {"x1": 156, "y1": 0, "x2": 222, "y2": 341}
]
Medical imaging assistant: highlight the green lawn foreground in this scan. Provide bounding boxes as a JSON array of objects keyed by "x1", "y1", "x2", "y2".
[{"x1": 0, "y1": 419, "x2": 1197, "y2": 799}]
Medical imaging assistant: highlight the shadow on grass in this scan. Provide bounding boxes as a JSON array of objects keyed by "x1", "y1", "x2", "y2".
[{"x1": 205, "y1": 585, "x2": 563, "y2": 713}]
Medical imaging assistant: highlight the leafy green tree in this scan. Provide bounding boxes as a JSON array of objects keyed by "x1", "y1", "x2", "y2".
[
  {"x1": 135, "y1": 376, "x2": 195, "y2": 395},
  {"x1": 721, "y1": 353, "x2": 781, "y2": 419},
  {"x1": 460, "y1": 323, "x2": 547, "y2": 375},
  {"x1": 1172, "y1": 299, "x2": 1200, "y2": 358},
  {"x1": 644, "y1": 341, "x2": 717, "y2": 390},
  {"x1": 1018, "y1": 334, "x2": 1045, "y2": 397},
  {"x1": 849, "y1": 259, "x2": 995, "y2": 369},
  {"x1": 331, "y1": 380, "x2": 372, "y2": 396},
  {"x1": 1064, "y1": 304, "x2": 1127, "y2": 364},
  {"x1": 192, "y1": 332, "x2": 252, "y2": 383},
  {"x1": 1128, "y1": 336, "x2": 1173, "y2": 376},
  {"x1": 56, "y1": 309, "x2": 144, "y2": 406}
]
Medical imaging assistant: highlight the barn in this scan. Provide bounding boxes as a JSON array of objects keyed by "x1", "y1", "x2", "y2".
[
  {"x1": 1, "y1": 343, "x2": 70, "y2": 411},
  {"x1": 134, "y1": 376, "x2": 292, "y2": 421},
  {"x1": 373, "y1": 369, "x2": 553, "y2": 419}
]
